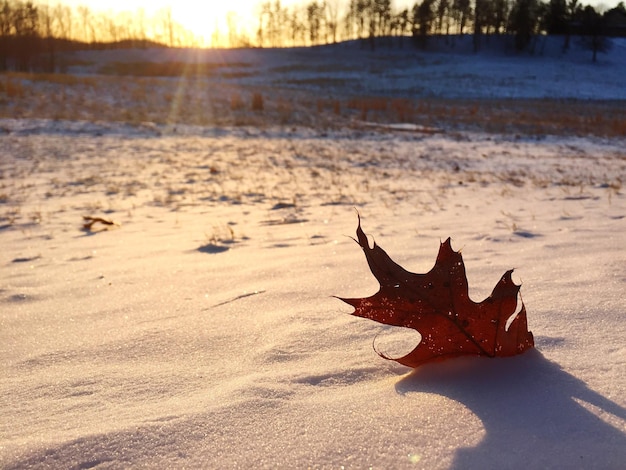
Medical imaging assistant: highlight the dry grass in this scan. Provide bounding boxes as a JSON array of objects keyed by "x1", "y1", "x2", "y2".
[
  {"x1": 390, "y1": 99, "x2": 414, "y2": 121},
  {"x1": 347, "y1": 96, "x2": 389, "y2": 120},
  {"x1": 1, "y1": 68, "x2": 624, "y2": 137},
  {"x1": 1, "y1": 72, "x2": 97, "y2": 87},
  {"x1": 316, "y1": 99, "x2": 342, "y2": 115},
  {"x1": 251, "y1": 93, "x2": 264, "y2": 111},
  {"x1": 98, "y1": 61, "x2": 251, "y2": 77},
  {"x1": 0, "y1": 75, "x2": 26, "y2": 98}
]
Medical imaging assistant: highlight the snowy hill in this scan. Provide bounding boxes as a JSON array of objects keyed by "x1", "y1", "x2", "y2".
[{"x1": 64, "y1": 35, "x2": 626, "y2": 100}]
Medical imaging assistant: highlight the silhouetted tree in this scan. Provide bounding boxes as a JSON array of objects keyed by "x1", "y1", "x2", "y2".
[
  {"x1": 161, "y1": 6, "x2": 175, "y2": 47},
  {"x1": 436, "y1": 0, "x2": 450, "y2": 34},
  {"x1": 39, "y1": 2, "x2": 56, "y2": 71},
  {"x1": 413, "y1": 0, "x2": 436, "y2": 48},
  {"x1": 77, "y1": 5, "x2": 93, "y2": 44},
  {"x1": 544, "y1": 0, "x2": 568, "y2": 33},
  {"x1": 474, "y1": 0, "x2": 485, "y2": 50},
  {"x1": 393, "y1": 8, "x2": 411, "y2": 46},
  {"x1": 0, "y1": 1, "x2": 43, "y2": 71},
  {"x1": 373, "y1": 0, "x2": 392, "y2": 36},
  {"x1": 603, "y1": 2, "x2": 626, "y2": 36},
  {"x1": 324, "y1": 0, "x2": 341, "y2": 43},
  {"x1": 286, "y1": 6, "x2": 306, "y2": 45},
  {"x1": 492, "y1": 0, "x2": 511, "y2": 34},
  {"x1": 452, "y1": 0, "x2": 472, "y2": 33},
  {"x1": 509, "y1": 0, "x2": 540, "y2": 51},
  {"x1": 579, "y1": 5, "x2": 612, "y2": 61},
  {"x1": 346, "y1": 0, "x2": 369, "y2": 40},
  {"x1": 478, "y1": 0, "x2": 496, "y2": 34},
  {"x1": 305, "y1": 1, "x2": 323, "y2": 44}
]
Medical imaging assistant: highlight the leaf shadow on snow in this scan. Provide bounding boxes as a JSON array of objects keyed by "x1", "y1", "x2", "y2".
[{"x1": 395, "y1": 348, "x2": 626, "y2": 470}]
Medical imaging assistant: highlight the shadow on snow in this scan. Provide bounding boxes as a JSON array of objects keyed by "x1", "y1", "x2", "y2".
[{"x1": 396, "y1": 347, "x2": 626, "y2": 469}]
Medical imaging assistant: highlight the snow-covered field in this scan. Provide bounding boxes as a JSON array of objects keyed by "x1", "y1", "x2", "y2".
[
  {"x1": 65, "y1": 35, "x2": 626, "y2": 100},
  {"x1": 1, "y1": 40, "x2": 625, "y2": 469}
]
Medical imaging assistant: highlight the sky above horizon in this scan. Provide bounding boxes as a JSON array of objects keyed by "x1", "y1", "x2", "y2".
[
  {"x1": 50, "y1": 0, "x2": 428, "y2": 45},
  {"x1": 54, "y1": 0, "x2": 610, "y2": 46}
]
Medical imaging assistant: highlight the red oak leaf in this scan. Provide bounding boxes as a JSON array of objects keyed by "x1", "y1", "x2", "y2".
[{"x1": 339, "y1": 216, "x2": 534, "y2": 368}]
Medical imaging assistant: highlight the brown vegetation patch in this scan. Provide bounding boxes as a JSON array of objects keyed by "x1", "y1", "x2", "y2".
[
  {"x1": 1, "y1": 70, "x2": 624, "y2": 137},
  {"x1": 98, "y1": 61, "x2": 251, "y2": 77},
  {"x1": 2, "y1": 72, "x2": 98, "y2": 87}
]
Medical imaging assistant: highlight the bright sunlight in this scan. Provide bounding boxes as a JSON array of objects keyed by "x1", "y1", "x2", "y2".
[
  {"x1": 45, "y1": 0, "x2": 606, "y2": 47},
  {"x1": 56, "y1": 0, "x2": 308, "y2": 47}
]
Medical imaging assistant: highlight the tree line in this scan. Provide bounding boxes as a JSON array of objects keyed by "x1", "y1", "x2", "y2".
[
  {"x1": 0, "y1": 1, "x2": 200, "y2": 72},
  {"x1": 1, "y1": 0, "x2": 625, "y2": 72},
  {"x1": 254, "y1": 0, "x2": 625, "y2": 52}
]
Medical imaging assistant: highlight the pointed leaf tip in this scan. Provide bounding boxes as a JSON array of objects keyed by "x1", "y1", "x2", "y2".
[{"x1": 355, "y1": 216, "x2": 371, "y2": 250}]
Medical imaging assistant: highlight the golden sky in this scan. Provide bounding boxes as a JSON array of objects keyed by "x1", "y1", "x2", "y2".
[
  {"x1": 54, "y1": 1, "x2": 422, "y2": 44},
  {"x1": 55, "y1": 0, "x2": 332, "y2": 44},
  {"x1": 52, "y1": 0, "x2": 605, "y2": 47}
]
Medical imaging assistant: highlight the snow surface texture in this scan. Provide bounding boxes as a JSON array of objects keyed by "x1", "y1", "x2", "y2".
[
  {"x1": 67, "y1": 36, "x2": 626, "y2": 100},
  {"x1": 1, "y1": 41, "x2": 626, "y2": 469},
  {"x1": 1, "y1": 121, "x2": 624, "y2": 469}
]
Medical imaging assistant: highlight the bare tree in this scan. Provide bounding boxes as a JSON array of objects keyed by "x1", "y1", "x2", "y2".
[
  {"x1": 61, "y1": 3, "x2": 74, "y2": 40},
  {"x1": 474, "y1": 0, "x2": 485, "y2": 50},
  {"x1": 413, "y1": 0, "x2": 436, "y2": 48},
  {"x1": 395, "y1": 8, "x2": 411, "y2": 46},
  {"x1": 0, "y1": 1, "x2": 13, "y2": 70},
  {"x1": 324, "y1": 0, "x2": 341, "y2": 43},
  {"x1": 436, "y1": 0, "x2": 450, "y2": 33},
  {"x1": 305, "y1": 1, "x2": 323, "y2": 45},
  {"x1": 6, "y1": 1, "x2": 42, "y2": 71},
  {"x1": 105, "y1": 15, "x2": 118, "y2": 43},
  {"x1": 452, "y1": 0, "x2": 472, "y2": 33},
  {"x1": 38, "y1": 2, "x2": 57, "y2": 71},
  {"x1": 135, "y1": 8, "x2": 147, "y2": 45},
  {"x1": 287, "y1": 5, "x2": 306, "y2": 46},
  {"x1": 159, "y1": 6, "x2": 175, "y2": 47},
  {"x1": 508, "y1": 0, "x2": 541, "y2": 50},
  {"x1": 77, "y1": 5, "x2": 92, "y2": 43}
]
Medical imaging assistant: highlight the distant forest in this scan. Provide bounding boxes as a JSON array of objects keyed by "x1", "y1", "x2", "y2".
[{"x1": 1, "y1": 0, "x2": 625, "y2": 72}]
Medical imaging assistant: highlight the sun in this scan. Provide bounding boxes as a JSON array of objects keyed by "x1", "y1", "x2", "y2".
[
  {"x1": 58, "y1": 0, "x2": 313, "y2": 47},
  {"x1": 169, "y1": 2, "x2": 257, "y2": 47},
  {"x1": 59, "y1": 0, "x2": 261, "y2": 47}
]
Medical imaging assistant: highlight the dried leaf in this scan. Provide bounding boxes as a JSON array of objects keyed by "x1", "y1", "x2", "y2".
[{"x1": 339, "y1": 216, "x2": 534, "y2": 368}]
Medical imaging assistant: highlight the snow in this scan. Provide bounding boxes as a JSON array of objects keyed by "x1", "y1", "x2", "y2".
[
  {"x1": 1, "y1": 39, "x2": 625, "y2": 469},
  {"x1": 65, "y1": 36, "x2": 626, "y2": 100}
]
